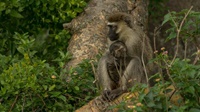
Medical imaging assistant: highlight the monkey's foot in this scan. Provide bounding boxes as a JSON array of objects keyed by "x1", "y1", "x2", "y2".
[{"x1": 102, "y1": 90, "x2": 121, "y2": 102}]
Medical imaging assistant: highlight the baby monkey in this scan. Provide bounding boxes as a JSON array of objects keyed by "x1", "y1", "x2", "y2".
[{"x1": 103, "y1": 41, "x2": 132, "y2": 101}]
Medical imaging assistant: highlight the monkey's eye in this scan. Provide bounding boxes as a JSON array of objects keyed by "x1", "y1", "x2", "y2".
[
  {"x1": 107, "y1": 25, "x2": 117, "y2": 30},
  {"x1": 112, "y1": 26, "x2": 117, "y2": 30},
  {"x1": 107, "y1": 25, "x2": 112, "y2": 28}
]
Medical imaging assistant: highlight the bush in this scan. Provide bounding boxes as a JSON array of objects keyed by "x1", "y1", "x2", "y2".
[
  {"x1": 0, "y1": 55, "x2": 97, "y2": 111},
  {"x1": 0, "y1": 0, "x2": 87, "y2": 62},
  {"x1": 0, "y1": 0, "x2": 98, "y2": 111},
  {"x1": 0, "y1": 31, "x2": 98, "y2": 111}
]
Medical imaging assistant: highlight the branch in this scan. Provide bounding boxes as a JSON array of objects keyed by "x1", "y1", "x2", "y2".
[
  {"x1": 170, "y1": 6, "x2": 193, "y2": 65},
  {"x1": 9, "y1": 95, "x2": 19, "y2": 112}
]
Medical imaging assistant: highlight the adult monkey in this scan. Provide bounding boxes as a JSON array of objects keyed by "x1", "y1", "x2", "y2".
[{"x1": 97, "y1": 12, "x2": 154, "y2": 101}]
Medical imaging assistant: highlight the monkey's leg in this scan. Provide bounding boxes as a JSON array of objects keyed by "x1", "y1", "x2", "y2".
[
  {"x1": 121, "y1": 57, "x2": 145, "y2": 88},
  {"x1": 103, "y1": 57, "x2": 145, "y2": 101},
  {"x1": 97, "y1": 54, "x2": 115, "y2": 91}
]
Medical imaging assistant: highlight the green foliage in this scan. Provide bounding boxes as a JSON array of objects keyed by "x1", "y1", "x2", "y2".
[
  {"x1": 0, "y1": 0, "x2": 87, "y2": 62},
  {"x1": 0, "y1": 55, "x2": 97, "y2": 111},
  {"x1": 162, "y1": 9, "x2": 200, "y2": 41},
  {"x1": 0, "y1": 56, "x2": 68, "y2": 111},
  {"x1": 0, "y1": 0, "x2": 98, "y2": 111},
  {"x1": 113, "y1": 9, "x2": 200, "y2": 112},
  {"x1": 0, "y1": 30, "x2": 97, "y2": 111},
  {"x1": 65, "y1": 59, "x2": 98, "y2": 108}
]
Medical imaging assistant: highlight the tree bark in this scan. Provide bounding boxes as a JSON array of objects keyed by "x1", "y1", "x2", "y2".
[{"x1": 63, "y1": 0, "x2": 149, "y2": 70}]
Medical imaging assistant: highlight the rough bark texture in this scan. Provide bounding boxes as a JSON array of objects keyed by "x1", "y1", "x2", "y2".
[
  {"x1": 64, "y1": 0, "x2": 125, "y2": 70},
  {"x1": 63, "y1": 0, "x2": 149, "y2": 71}
]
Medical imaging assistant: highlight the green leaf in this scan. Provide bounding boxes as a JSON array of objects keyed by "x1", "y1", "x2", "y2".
[
  {"x1": 50, "y1": 91, "x2": 61, "y2": 97},
  {"x1": 58, "y1": 95, "x2": 66, "y2": 102},
  {"x1": 17, "y1": 46, "x2": 25, "y2": 54},
  {"x1": 189, "y1": 108, "x2": 200, "y2": 112},
  {"x1": 147, "y1": 101, "x2": 156, "y2": 107},
  {"x1": 10, "y1": 10, "x2": 23, "y2": 18},
  {"x1": 74, "y1": 86, "x2": 79, "y2": 91},
  {"x1": 0, "y1": 2, "x2": 6, "y2": 12},
  {"x1": 186, "y1": 86, "x2": 195, "y2": 95},
  {"x1": 146, "y1": 91, "x2": 154, "y2": 100},
  {"x1": 188, "y1": 69, "x2": 196, "y2": 78},
  {"x1": 49, "y1": 84, "x2": 56, "y2": 91},
  {"x1": 74, "y1": 8, "x2": 83, "y2": 13},
  {"x1": 162, "y1": 13, "x2": 171, "y2": 25},
  {"x1": 43, "y1": 85, "x2": 48, "y2": 90},
  {"x1": 166, "y1": 31, "x2": 176, "y2": 41}
]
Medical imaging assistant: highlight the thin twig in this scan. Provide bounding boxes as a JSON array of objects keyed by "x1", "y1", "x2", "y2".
[
  {"x1": 193, "y1": 48, "x2": 200, "y2": 65},
  {"x1": 153, "y1": 26, "x2": 161, "y2": 51},
  {"x1": 166, "y1": 67, "x2": 176, "y2": 87},
  {"x1": 141, "y1": 35, "x2": 149, "y2": 87},
  {"x1": 162, "y1": 57, "x2": 176, "y2": 88},
  {"x1": 170, "y1": 6, "x2": 193, "y2": 65},
  {"x1": 153, "y1": 27, "x2": 157, "y2": 51},
  {"x1": 9, "y1": 95, "x2": 19, "y2": 112},
  {"x1": 168, "y1": 88, "x2": 178, "y2": 101},
  {"x1": 90, "y1": 61, "x2": 98, "y2": 84},
  {"x1": 22, "y1": 95, "x2": 26, "y2": 112},
  {"x1": 37, "y1": 94, "x2": 46, "y2": 110},
  {"x1": 184, "y1": 39, "x2": 188, "y2": 59}
]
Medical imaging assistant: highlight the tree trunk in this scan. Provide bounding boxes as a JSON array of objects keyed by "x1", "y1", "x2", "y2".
[{"x1": 63, "y1": 0, "x2": 149, "y2": 70}]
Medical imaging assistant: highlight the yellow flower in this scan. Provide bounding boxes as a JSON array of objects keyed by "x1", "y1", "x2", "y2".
[
  {"x1": 127, "y1": 105, "x2": 136, "y2": 109},
  {"x1": 155, "y1": 78, "x2": 160, "y2": 82},
  {"x1": 51, "y1": 75, "x2": 56, "y2": 79},
  {"x1": 154, "y1": 50, "x2": 158, "y2": 54},
  {"x1": 136, "y1": 102, "x2": 143, "y2": 107},
  {"x1": 161, "y1": 47, "x2": 165, "y2": 50}
]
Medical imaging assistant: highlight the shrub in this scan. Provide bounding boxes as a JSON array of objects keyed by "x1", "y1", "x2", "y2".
[{"x1": 0, "y1": 31, "x2": 98, "y2": 111}]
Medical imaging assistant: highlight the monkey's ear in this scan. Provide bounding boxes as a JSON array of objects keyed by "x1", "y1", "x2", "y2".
[{"x1": 123, "y1": 16, "x2": 133, "y2": 28}]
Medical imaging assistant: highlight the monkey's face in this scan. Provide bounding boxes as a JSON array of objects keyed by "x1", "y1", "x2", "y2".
[
  {"x1": 109, "y1": 41, "x2": 127, "y2": 58},
  {"x1": 107, "y1": 24, "x2": 119, "y2": 41}
]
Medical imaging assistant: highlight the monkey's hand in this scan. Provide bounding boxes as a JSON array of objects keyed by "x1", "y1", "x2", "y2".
[
  {"x1": 102, "y1": 90, "x2": 115, "y2": 102},
  {"x1": 102, "y1": 89, "x2": 125, "y2": 102}
]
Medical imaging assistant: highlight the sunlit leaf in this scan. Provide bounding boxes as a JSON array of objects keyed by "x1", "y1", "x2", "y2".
[
  {"x1": 162, "y1": 13, "x2": 171, "y2": 25},
  {"x1": 58, "y1": 95, "x2": 66, "y2": 102},
  {"x1": 49, "y1": 84, "x2": 56, "y2": 91},
  {"x1": 10, "y1": 10, "x2": 23, "y2": 18}
]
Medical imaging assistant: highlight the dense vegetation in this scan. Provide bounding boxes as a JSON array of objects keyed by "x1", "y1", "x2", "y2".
[{"x1": 0, "y1": 0, "x2": 97, "y2": 111}]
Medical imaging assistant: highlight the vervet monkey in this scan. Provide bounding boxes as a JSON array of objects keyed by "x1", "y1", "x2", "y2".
[{"x1": 97, "y1": 12, "x2": 154, "y2": 101}]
